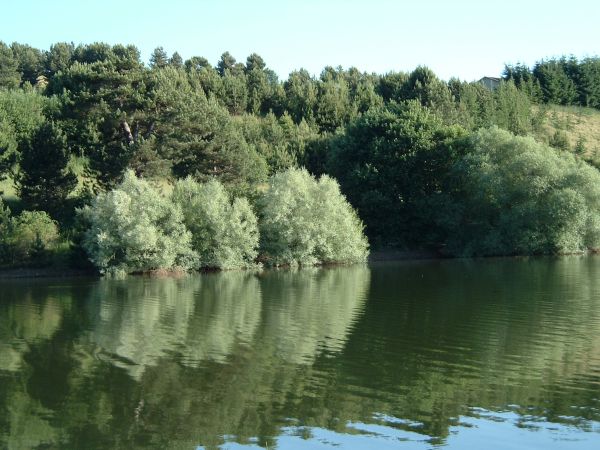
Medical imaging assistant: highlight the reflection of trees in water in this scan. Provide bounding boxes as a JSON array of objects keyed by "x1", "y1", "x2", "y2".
[
  {"x1": 259, "y1": 266, "x2": 370, "y2": 364},
  {"x1": 133, "y1": 264, "x2": 372, "y2": 449},
  {"x1": 182, "y1": 272, "x2": 262, "y2": 365},
  {"x1": 338, "y1": 256, "x2": 600, "y2": 438},
  {"x1": 2, "y1": 259, "x2": 600, "y2": 448},
  {"x1": 85, "y1": 277, "x2": 192, "y2": 379},
  {"x1": 0, "y1": 266, "x2": 372, "y2": 449},
  {"x1": 1, "y1": 392, "x2": 58, "y2": 450},
  {"x1": 85, "y1": 273, "x2": 262, "y2": 378},
  {"x1": 0, "y1": 281, "x2": 79, "y2": 449},
  {"x1": 0, "y1": 283, "x2": 70, "y2": 371},
  {"x1": 84, "y1": 266, "x2": 370, "y2": 378}
]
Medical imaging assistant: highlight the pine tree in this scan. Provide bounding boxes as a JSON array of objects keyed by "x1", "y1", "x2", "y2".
[
  {"x1": 245, "y1": 53, "x2": 266, "y2": 72},
  {"x1": 45, "y1": 42, "x2": 74, "y2": 75},
  {"x1": 11, "y1": 43, "x2": 44, "y2": 85},
  {"x1": 534, "y1": 59, "x2": 578, "y2": 105},
  {"x1": 169, "y1": 52, "x2": 183, "y2": 68},
  {"x1": 0, "y1": 42, "x2": 21, "y2": 89},
  {"x1": 575, "y1": 136, "x2": 586, "y2": 155},
  {"x1": 184, "y1": 56, "x2": 210, "y2": 72},
  {"x1": 578, "y1": 58, "x2": 600, "y2": 108},
  {"x1": 217, "y1": 51, "x2": 236, "y2": 76},
  {"x1": 17, "y1": 121, "x2": 77, "y2": 219},
  {"x1": 149, "y1": 46, "x2": 168, "y2": 68}
]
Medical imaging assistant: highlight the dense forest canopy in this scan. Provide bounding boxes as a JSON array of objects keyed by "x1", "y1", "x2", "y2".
[{"x1": 1, "y1": 41, "x2": 600, "y2": 271}]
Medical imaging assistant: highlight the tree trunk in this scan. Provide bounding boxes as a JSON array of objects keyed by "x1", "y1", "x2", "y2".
[{"x1": 121, "y1": 121, "x2": 134, "y2": 145}]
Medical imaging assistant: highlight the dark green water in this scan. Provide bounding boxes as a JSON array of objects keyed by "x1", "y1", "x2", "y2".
[{"x1": 1, "y1": 257, "x2": 600, "y2": 449}]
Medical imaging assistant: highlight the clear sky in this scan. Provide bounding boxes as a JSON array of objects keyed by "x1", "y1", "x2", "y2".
[{"x1": 3, "y1": 0, "x2": 600, "y2": 81}]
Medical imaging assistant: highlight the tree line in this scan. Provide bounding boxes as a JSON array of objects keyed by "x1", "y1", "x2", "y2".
[
  {"x1": 504, "y1": 56, "x2": 600, "y2": 108},
  {"x1": 1, "y1": 41, "x2": 600, "y2": 271}
]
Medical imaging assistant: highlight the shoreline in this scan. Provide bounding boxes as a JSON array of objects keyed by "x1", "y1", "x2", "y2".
[
  {"x1": 0, "y1": 250, "x2": 440, "y2": 280},
  {"x1": 0, "y1": 267, "x2": 98, "y2": 279},
  {"x1": 368, "y1": 249, "x2": 441, "y2": 262},
  {"x1": 0, "y1": 250, "x2": 595, "y2": 280}
]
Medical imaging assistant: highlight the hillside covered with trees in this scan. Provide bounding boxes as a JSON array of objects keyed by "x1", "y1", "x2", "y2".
[{"x1": 1, "y1": 41, "x2": 600, "y2": 272}]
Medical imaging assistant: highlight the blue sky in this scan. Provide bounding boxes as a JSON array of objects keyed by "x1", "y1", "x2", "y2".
[{"x1": 3, "y1": 0, "x2": 600, "y2": 81}]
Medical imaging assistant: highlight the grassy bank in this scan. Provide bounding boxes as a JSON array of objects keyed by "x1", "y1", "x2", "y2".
[{"x1": 534, "y1": 104, "x2": 600, "y2": 164}]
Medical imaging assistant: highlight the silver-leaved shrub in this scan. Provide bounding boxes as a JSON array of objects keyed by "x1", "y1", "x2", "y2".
[
  {"x1": 80, "y1": 171, "x2": 196, "y2": 275},
  {"x1": 172, "y1": 177, "x2": 259, "y2": 269},
  {"x1": 258, "y1": 168, "x2": 369, "y2": 266}
]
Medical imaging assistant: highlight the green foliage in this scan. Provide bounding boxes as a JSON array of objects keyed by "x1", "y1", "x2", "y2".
[
  {"x1": 441, "y1": 127, "x2": 600, "y2": 256},
  {"x1": 0, "y1": 42, "x2": 20, "y2": 89},
  {"x1": 0, "y1": 116, "x2": 17, "y2": 180},
  {"x1": 345, "y1": 67, "x2": 383, "y2": 113},
  {"x1": 17, "y1": 121, "x2": 77, "y2": 219},
  {"x1": 80, "y1": 171, "x2": 196, "y2": 274},
  {"x1": 508, "y1": 57, "x2": 600, "y2": 110},
  {"x1": 1, "y1": 210, "x2": 59, "y2": 265},
  {"x1": 217, "y1": 51, "x2": 238, "y2": 76},
  {"x1": 154, "y1": 84, "x2": 268, "y2": 194},
  {"x1": 284, "y1": 69, "x2": 318, "y2": 124},
  {"x1": 328, "y1": 101, "x2": 468, "y2": 246},
  {"x1": 492, "y1": 80, "x2": 534, "y2": 135},
  {"x1": 403, "y1": 66, "x2": 455, "y2": 115},
  {"x1": 549, "y1": 129, "x2": 571, "y2": 151},
  {"x1": 503, "y1": 63, "x2": 543, "y2": 101},
  {"x1": 316, "y1": 67, "x2": 355, "y2": 132},
  {"x1": 245, "y1": 53, "x2": 266, "y2": 72},
  {"x1": 0, "y1": 197, "x2": 10, "y2": 261},
  {"x1": 11, "y1": 43, "x2": 45, "y2": 85},
  {"x1": 4, "y1": 41, "x2": 600, "y2": 263},
  {"x1": 450, "y1": 80, "x2": 495, "y2": 129},
  {"x1": 45, "y1": 42, "x2": 74, "y2": 75},
  {"x1": 244, "y1": 54, "x2": 273, "y2": 114},
  {"x1": 258, "y1": 168, "x2": 369, "y2": 266},
  {"x1": 575, "y1": 136, "x2": 586, "y2": 154},
  {"x1": 533, "y1": 58, "x2": 579, "y2": 106},
  {"x1": 169, "y1": 52, "x2": 183, "y2": 68},
  {"x1": 172, "y1": 177, "x2": 259, "y2": 269},
  {"x1": 235, "y1": 112, "x2": 318, "y2": 173},
  {"x1": 195, "y1": 64, "x2": 225, "y2": 98},
  {"x1": 0, "y1": 89, "x2": 46, "y2": 180},
  {"x1": 377, "y1": 71, "x2": 409, "y2": 102},
  {"x1": 184, "y1": 56, "x2": 211, "y2": 72},
  {"x1": 221, "y1": 70, "x2": 248, "y2": 114},
  {"x1": 48, "y1": 58, "x2": 150, "y2": 188},
  {"x1": 577, "y1": 57, "x2": 600, "y2": 108},
  {"x1": 149, "y1": 47, "x2": 168, "y2": 68},
  {"x1": 126, "y1": 135, "x2": 171, "y2": 180},
  {"x1": 449, "y1": 79, "x2": 534, "y2": 134},
  {"x1": 0, "y1": 197, "x2": 9, "y2": 223}
]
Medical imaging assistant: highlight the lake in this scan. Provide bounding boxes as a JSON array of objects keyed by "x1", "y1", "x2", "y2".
[{"x1": 1, "y1": 257, "x2": 600, "y2": 449}]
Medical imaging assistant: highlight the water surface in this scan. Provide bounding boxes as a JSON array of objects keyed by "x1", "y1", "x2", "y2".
[{"x1": 1, "y1": 257, "x2": 600, "y2": 449}]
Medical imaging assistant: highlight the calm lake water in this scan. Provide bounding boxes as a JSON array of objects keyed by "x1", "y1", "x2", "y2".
[{"x1": 1, "y1": 257, "x2": 600, "y2": 449}]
